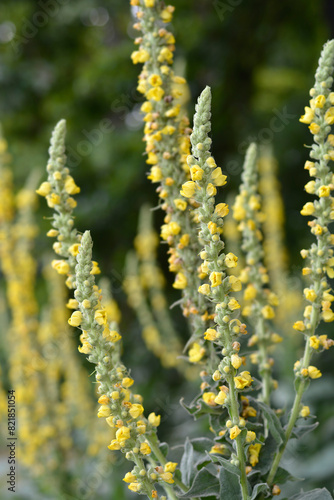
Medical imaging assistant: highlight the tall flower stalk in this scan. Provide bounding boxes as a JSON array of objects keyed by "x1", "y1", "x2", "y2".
[
  {"x1": 232, "y1": 144, "x2": 279, "y2": 409},
  {"x1": 184, "y1": 86, "x2": 251, "y2": 500},
  {"x1": 267, "y1": 38, "x2": 334, "y2": 485}
]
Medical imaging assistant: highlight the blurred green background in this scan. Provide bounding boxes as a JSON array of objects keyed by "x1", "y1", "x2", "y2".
[{"x1": 1, "y1": 0, "x2": 334, "y2": 498}]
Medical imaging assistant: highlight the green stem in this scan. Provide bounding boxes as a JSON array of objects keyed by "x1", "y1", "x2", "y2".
[
  {"x1": 257, "y1": 317, "x2": 271, "y2": 407},
  {"x1": 267, "y1": 304, "x2": 316, "y2": 485},
  {"x1": 228, "y1": 376, "x2": 249, "y2": 500}
]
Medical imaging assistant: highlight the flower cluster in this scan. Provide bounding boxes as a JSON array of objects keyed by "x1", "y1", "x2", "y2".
[
  {"x1": 130, "y1": 0, "x2": 212, "y2": 351},
  {"x1": 232, "y1": 143, "x2": 279, "y2": 406},
  {"x1": 183, "y1": 86, "x2": 254, "y2": 499},
  {"x1": 35, "y1": 119, "x2": 84, "y2": 290}
]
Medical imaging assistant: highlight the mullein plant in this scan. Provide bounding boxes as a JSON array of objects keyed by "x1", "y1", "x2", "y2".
[
  {"x1": 130, "y1": 0, "x2": 215, "y2": 360},
  {"x1": 257, "y1": 148, "x2": 304, "y2": 334},
  {"x1": 232, "y1": 144, "x2": 280, "y2": 409},
  {"x1": 37, "y1": 121, "x2": 188, "y2": 499}
]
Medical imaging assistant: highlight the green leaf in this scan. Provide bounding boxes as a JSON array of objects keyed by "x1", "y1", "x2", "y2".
[
  {"x1": 180, "y1": 396, "x2": 223, "y2": 419},
  {"x1": 273, "y1": 467, "x2": 302, "y2": 484},
  {"x1": 179, "y1": 467, "x2": 220, "y2": 498},
  {"x1": 249, "y1": 397, "x2": 285, "y2": 445},
  {"x1": 290, "y1": 488, "x2": 333, "y2": 500},
  {"x1": 257, "y1": 434, "x2": 278, "y2": 475},
  {"x1": 250, "y1": 483, "x2": 270, "y2": 500},
  {"x1": 290, "y1": 421, "x2": 318, "y2": 439},
  {"x1": 208, "y1": 452, "x2": 241, "y2": 477},
  {"x1": 180, "y1": 438, "x2": 214, "y2": 487},
  {"x1": 219, "y1": 466, "x2": 243, "y2": 500},
  {"x1": 180, "y1": 438, "x2": 194, "y2": 487}
]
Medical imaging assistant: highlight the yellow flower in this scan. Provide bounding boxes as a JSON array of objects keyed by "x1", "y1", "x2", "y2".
[
  {"x1": 64, "y1": 175, "x2": 80, "y2": 195},
  {"x1": 146, "y1": 87, "x2": 165, "y2": 101},
  {"x1": 148, "y1": 74, "x2": 162, "y2": 87},
  {"x1": 271, "y1": 333, "x2": 283, "y2": 343},
  {"x1": 228, "y1": 298, "x2": 240, "y2": 310},
  {"x1": 215, "y1": 203, "x2": 229, "y2": 217},
  {"x1": 141, "y1": 101, "x2": 152, "y2": 113},
  {"x1": 158, "y1": 47, "x2": 173, "y2": 64},
  {"x1": 51, "y1": 259, "x2": 70, "y2": 275},
  {"x1": 46, "y1": 193, "x2": 61, "y2": 207},
  {"x1": 234, "y1": 371, "x2": 253, "y2": 389},
  {"x1": 36, "y1": 181, "x2": 52, "y2": 197},
  {"x1": 148, "y1": 413, "x2": 161, "y2": 427},
  {"x1": 309, "y1": 122, "x2": 320, "y2": 134},
  {"x1": 299, "y1": 106, "x2": 314, "y2": 124},
  {"x1": 309, "y1": 336, "x2": 320, "y2": 349},
  {"x1": 206, "y1": 183, "x2": 217, "y2": 196},
  {"x1": 68, "y1": 310, "x2": 82, "y2": 327},
  {"x1": 209, "y1": 271, "x2": 222, "y2": 287},
  {"x1": 244, "y1": 284, "x2": 257, "y2": 301},
  {"x1": 144, "y1": 0, "x2": 155, "y2": 7},
  {"x1": 97, "y1": 405, "x2": 111, "y2": 418},
  {"x1": 319, "y1": 185, "x2": 331, "y2": 197},
  {"x1": 123, "y1": 472, "x2": 137, "y2": 483},
  {"x1": 160, "y1": 472, "x2": 174, "y2": 484},
  {"x1": 140, "y1": 442, "x2": 151, "y2": 455},
  {"x1": 325, "y1": 107, "x2": 334, "y2": 124},
  {"x1": 225, "y1": 252, "x2": 238, "y2": 268},
  {"x1": 211, "y1": 167, "x2": 227, "y2": 186},
  {"x1": 173, "y1": 272, "x2": 187, "y2": 289},
  {"x1": 261, "y1": 305, "x2": 275, "y2": 319},
  {"x1": 164, "y1": 462, "x2": 178, "y2": 473},
  {"x1": 189, "y1": 342, "x2": 205, "y2": 363},
  {"x1": 128, "y1": 483, "x2": 141, "y2": 492},
  {"x1": 122, "y1": 377, "x2": 134, "y2": 388},
  {"x1": 174, "y1": 198, "x2": 187, "y2": 211},
  {"x1": 304, "y1": 180, "x2": 316, "y2": 194},
  {"x1": 246, "y1": 431, "x2": 256, "y2": 443},
  {"x1": 78, "y1": 341, "x2": 92, "y2": 354},
  {"x1": 229, "y1": 275, "x2": 242, "y2": 292},
  {"x1": 180, "y1": 181, "x2": 197, "y2": 198},
  {"x1": 307, "y1": 366, "x2": 322, "y2": 379},
  {"x1": 115, "y1": 426, "x2": 131, "y2": 445},
  {"x1": 103, "y1": 327, "x2": 122, "y2": 343},
  {"x1": 203, "y1": 392, "x2": 217, "y2": 406},
  {"x1": 131, "y1": 49, "x2": 150, "y2": 64},
  {"x1": 108, "y1": 439, "x2": 121, "y2": 450},
  {"x1": 98, "y1": 395, "x2": 109, "y2": 405},
  {"x1": 300, "y1": 406, "x2": 310, "y2": 418},
  {"x1": 198, "y1": 284, "x2": 211, "y2": 295},
  {"x1": 148, "y1": 166, "x2": 163, "y2": 182},
  {"x1": 94, "y1": 309, "x2": 108, "y2": 325},
  {"x1": 129, "y1": 404, "x2": 144, "y2": 419},
  {"x1": 66, "y1": 298, "x2": 78, "y2": 309},
  {"x1": 204, "y1": 328, "x2": 219, "y2": 341},
  {"x1": 90, "y1": 261, "x2": 101, "y2": 274},
  {"x1": 229, "y1": 425, "x2": 241, "y2": 440},
  {"x1": 300, "y1": 202, "x2": 315, "y2": 216},
  {"x1": 293, "y1": 321, "x2": 306, "y2": 332},
  {"x1": 249, "y1": 444, "x2": 261, "y2": 466},
  {"x1": 165, "y1": 105, "x2": 180, "y2": 117},
  {"x1": 231, "y1": 354, "x2": 242, "y2": 369},
  {"x1": 215, "y1": 391, "x2": 227, "y2": 405},
  {"x1": 304, "y1": 288, "x2": 317, "y2": 302},
  {"x1": 189, "y1": 165, "x2": 204, "y2": 181},
  {"x1": 314, "y1": 94, "x2": 326, "y2": 108},
  {"x1": 69, "y1": 243, "x2": 80, "y2": 256}
]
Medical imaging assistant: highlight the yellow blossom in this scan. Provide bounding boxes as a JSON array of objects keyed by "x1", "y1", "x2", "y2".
[
  {"x1": 36, "y1": 181, "x2": 52, "y2": 197},
  {"x1": 319, "y1": 185, "x2": 331, "y2": 197},
  {"x1": 66, "y1": 298, "x2": 78, "y2": 309},
  {"x1": 108, "y1": 439, "x2": 121, "y2": 450},
  {"x1": 123, "y1": 472, "x2": 137, "y2": 483},
  {"x1": 229, "y1": 275, "x2": 242, "y2": 292},
  {"x1": 148, "y1": 413, "x2": 161, "y2": 427},
  {"x1": 293, "y1": 320, "x2": 306, "y2": 332},
  {"x1": 325, "y1": 107, "x2": 334, "y2": 124},
  {"x1": 204, "y1": 328, "x2": 219, "y2": 341},
  {"x1": 299, "y1": 106, "x2": 314, "y2": 124},
  {"x1": 202, "y1": 392, "x2": 217, "y2": 406},
  {"x1": 307, "y1": 366, "x2": 322, "y2": 379},
  {"x1": 198, "y1": 284, "x2": 211, "y2": 295},
  {"x1": 128, "y1": 483, "x2": 141, "y2": 492},
  {"x1": 148, "y1": 74, "x2": 162, "y2": 87},
  {"x1": 261, "y1": 305, "x2": 275, "y2": 319},
  {"x1": 164, "y1": 462, "x2": 178, "y2": 473},
  {"x1": 131, "y1": 49, "x2": 150, "y2": 64},
  {"x1": 234, "y1": 371, "x2": 253, "y2": 389},
  {"x1": 225, "y1": 252, "x2": 238, "y2": 268},
  {"x1": 148, "y1": 166, "x2": 163, "y2": 182},
  {"x1": 140, "y1": 442, "x2": 151, "y2": 455},
  {"x1": 215, "y1": 391, "x2": 227, "y2": 405},
  {"x1": 249, "y1": 444, "x2": 261, "y2": 466},
  {"x1": 64, "y1": 175, "x2": 80, "y2": 194},
  {"x1": 97, "y1": 405, "x2": 111, "y2": 418},
  {"x1": 129, "y1": 404, "x2": 144, "y2": 419},
  {"x1": 94, "y1": 309, "x2": 108, "y2": 325},
  {"x1": 68, "y1": 310, "x2": 82, "y2": 327},
  {"x1": 304, "y1": 288, "x2": 317, "y2": 302},
  {"x1": 122, "y1": 377, "x2": 134, "y2": 388},
  {"x1": 231, "y1": 354, "x2": 242, "y2": 369},
  {"x1": 206, "y1": 183, "x2": 217, "y2": 196},
  {"x1": 160, "y1": 472, "x2": 174, "y2": 484},
  {"x1": 209, "y1": 271, "x2": 222, "y2": 287},
  {"x1": 211, "y1": 167, "x2": 227, "y2": 186},
  {"x1": 244, "y1": 284, "x2": 257, "y2": 301},
  {"x1": 173, "y1": 272, "x2": 187, "y2": 289},
  {"x1": 188, "y1": 342, "x2": 205, "y2": 363},
  {"x1": 215, "y1": 203, "x2": 229, "y2": 217},
  {"x1": 115, "y1": 426, "x2": 131, "y2": 445},
  {"x1": 309, "y1": 336, "x2": 320, "y2": 349},
  {"x1": 300, "y1": 406, "x2": 310, "y2": 418},
  {"x1": 229, "y1": 425, "x2": 241, "y2": 439},
  {"x1": 300, "y1": 202, "x2": 315, "y2": 216},
  {"x1": 190, "y1": 165, "x2": 204, "y2": 181},
  {"x1": 180, "y1": 181, "x2": 197, "y2": 198},
  {"x1": 228, "y1": 298, "x2": 241, "y2": 310},
  {"x1": 146, "y1": 86, "x2": 165, "y2": 101},
  {"x1": 174, "y1": 198, "x2": 187, "y2": 211}
]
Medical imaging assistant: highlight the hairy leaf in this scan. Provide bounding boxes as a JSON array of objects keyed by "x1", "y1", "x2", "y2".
[
  {"x1": 290, "y1": 488, "x2": 333, "y2": 500},
  {"x1": 179, "y1": 467, "x2": 220, "y2": 498},
  {"x1": 219, "y1": 466, "x2": 243, "y2": 500}
]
